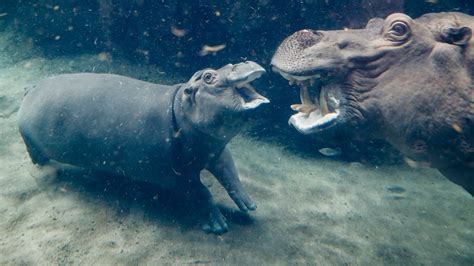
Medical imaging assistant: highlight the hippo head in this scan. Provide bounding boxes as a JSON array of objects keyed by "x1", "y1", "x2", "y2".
[
  {"x1": 271, "y1": 12, "x2": 474, "y2": 167},
  {"x1": 177, "y1": 61, "x2": 269, "y2": 141}
]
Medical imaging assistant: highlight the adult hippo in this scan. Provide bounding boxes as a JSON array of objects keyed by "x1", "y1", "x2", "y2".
[
  {"x1": 271, "y1": 12, "x2": 473, "y2": 196},
  {"x1": 18, "y1": 61, "x2": 269, "y2": 234}
]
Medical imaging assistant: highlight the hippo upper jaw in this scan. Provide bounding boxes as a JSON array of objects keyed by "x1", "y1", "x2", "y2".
[
  {"x1": 214, "y1": 61, "x2": 270, "y2": 111},
  {"x1": 270, "y1": 23, "x2": 390, "y2": 135}
]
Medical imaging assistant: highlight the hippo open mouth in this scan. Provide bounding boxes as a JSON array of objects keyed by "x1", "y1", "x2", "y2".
[
  {"x1": 272, "y1": 65, "x2": 342, "y2": 134},
  {"x1": 232, "y1": 67, "x2": 270, "y2": 110}
]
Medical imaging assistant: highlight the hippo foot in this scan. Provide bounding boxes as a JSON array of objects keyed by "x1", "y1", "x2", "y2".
[
  {"x1": 229, "y1": 190, "x2": 256, "y2": 212},
  {"x1": 182, "y1": 179, "x2": 229, "y2": 234},
  {"x1": 200, "y1": 204, "x2": 228, "y2": 235}
]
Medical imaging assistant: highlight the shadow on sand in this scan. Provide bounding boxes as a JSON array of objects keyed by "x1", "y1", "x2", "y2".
[{"x1": 39, "y1": 164, "x2": 254, "y2": 233}]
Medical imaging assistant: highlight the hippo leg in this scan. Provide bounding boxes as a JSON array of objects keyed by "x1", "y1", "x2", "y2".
[
  {"x1": 207, "y1": 147, "x2": 257, "y2": 212},
  {"x1": 21, "y1": 133, "x2": 49, "y2": 165},
  {"x1": 439, "y1": 164, "x2": 474, "y2": 196},
  {"x1": 179, "y1": 177, "x2": 228, "y2": 234}
]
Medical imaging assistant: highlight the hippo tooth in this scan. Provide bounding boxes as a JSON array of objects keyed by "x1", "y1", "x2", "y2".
[
  {"x1": 328, "y1": 93, "x2": 340, "y2": 108},
  {"x1": 299, "y1": 85, "x2": 313, "y2": 105},
  {"x1": 289, "y1": 79, "x2": 295, "y2": 86},
  {"x1": 319, "y1": 87, "x2": 329, "y2": 115},
  {"x1": 291, "y1": 104, "x2": 318, "y2": 113},
  {"x1": 309, "y1": 78, "x2": 315, "y2": 86}
]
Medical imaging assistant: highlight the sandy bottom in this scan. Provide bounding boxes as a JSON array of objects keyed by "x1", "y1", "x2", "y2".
[{"x1": 0, "y1": 29, "x2": 473, "y2": 265}]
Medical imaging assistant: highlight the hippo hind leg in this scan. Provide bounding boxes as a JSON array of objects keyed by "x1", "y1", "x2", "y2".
[{"x1": 21, "y1": 133, "x2": 49, "y2": 165}]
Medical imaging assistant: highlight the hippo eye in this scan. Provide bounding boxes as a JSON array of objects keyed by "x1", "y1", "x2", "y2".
[
  {"x1": 390, "y1": 21, "x2": 409, "y2": 37},
  {"x1": 202, "y1": 72, "x2": 216, "y2": 84}
]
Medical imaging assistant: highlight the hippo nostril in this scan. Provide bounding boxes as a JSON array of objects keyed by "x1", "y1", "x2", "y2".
[{"x1": 296, "y1": 30, "x2": 320, "y2": 49}]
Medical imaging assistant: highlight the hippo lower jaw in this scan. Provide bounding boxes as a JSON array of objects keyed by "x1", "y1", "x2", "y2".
[
  {"x1": 236, "y1": 83, "x2": 270, "y2": 110},
  {"x1": 272, "y1": 66, "x2": 342, "y2": 134}
]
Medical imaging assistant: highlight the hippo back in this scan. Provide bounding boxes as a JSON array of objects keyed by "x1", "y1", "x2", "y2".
[{"x1": 18, "y1": 73, "x2": 180, "y2": 186}]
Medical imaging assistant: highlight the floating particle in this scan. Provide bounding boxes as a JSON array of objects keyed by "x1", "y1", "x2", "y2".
[
  {"x1": 199, "y1": 44, "x2": 226, "y2": 56},
  {"x1": 136, "y1": 49, "x2": 149, "y2": 56},
  {"x1": 97, "y1": 52, "x2": 111, "y2": 61},
  {"x1": 215, "y1": 10, "x2": 221, "y2": 16},
  {"x1": 318, "y1": 147, "x2": 341, "y2": 157},
  {"x1": 23, "y1": 61, "x2": 32, "y2": 68},
  {"x1": 425, "y1": 0, "x2": 438, "y2": 3},
  {"x1": 0, "y1": 13, "x2": 8, "y2": 17},
  {"x1": 404, "y1": 157, "x2": 431, "y2": 168},
  {"x1": 53, "y1": 5, "x2": 60, "y2": 10},
  {"x1": 452, "y1": 122, "x2": 462, "y2": 133},
  {"x1": 54, "y1": 35, "x2": 61, "y2": 40},
  {"x1": 170, "y1": 25, "x2": 187, "y2": 37}
]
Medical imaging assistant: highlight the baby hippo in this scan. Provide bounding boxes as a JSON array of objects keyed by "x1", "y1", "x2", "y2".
[{"x1": 18, "y1": 61, "x2": 269, "y2": 234}]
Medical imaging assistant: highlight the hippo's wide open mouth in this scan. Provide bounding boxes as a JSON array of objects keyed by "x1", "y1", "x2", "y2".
[
  {"x1": 272, "y1": 66, "x2": 341, "y2": 134},
  {"x1": 230, "y1": 63, "x2": 270, "y2": 110}
]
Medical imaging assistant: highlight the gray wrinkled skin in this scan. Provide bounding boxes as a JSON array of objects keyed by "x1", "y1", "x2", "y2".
[
  {"x1": 272, "y1": 12, "x2": 473, "y2": 196},
  {"x1": 18, "y1": 61, "x2": 269, "y2": 234}
]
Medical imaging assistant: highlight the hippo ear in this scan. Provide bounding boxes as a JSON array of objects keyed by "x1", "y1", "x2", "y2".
[{"x1": 441, "y1": 26, "x2": 472, "y2": 46}]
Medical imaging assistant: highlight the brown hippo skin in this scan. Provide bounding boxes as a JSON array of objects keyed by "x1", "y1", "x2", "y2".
[
  {"x1": 271, "y1": 12, "x2": 474, "y2": 196},
  {"x1": 18, "y1": 61, "x2": 269, "y2": 234}
]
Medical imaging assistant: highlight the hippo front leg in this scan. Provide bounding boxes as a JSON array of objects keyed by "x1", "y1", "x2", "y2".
[
  {"x1": 207, "y1": 147, "x2": 257, "y2": 212},
  {"x1": 439, "y1": 164, "x2": 474, "y2": 196},
  {"x1": 180, "y1": 178, "x2": 229, "y2": 234}
]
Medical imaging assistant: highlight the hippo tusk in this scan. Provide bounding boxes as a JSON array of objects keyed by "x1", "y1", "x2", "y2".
[
  {"x1": 291, "y1": 104, "x2": 318, "y2": 113},
  {"x1": 319, "y1": 86, "x2": 329, "y2": 115},
  {"x1": 299, "y1": 84, "x2": 313, "y2": 105}
]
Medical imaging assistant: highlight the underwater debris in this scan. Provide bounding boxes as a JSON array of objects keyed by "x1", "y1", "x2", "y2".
[
  {"x1": 170, "y1": 26, "x2": 187, "y2": 37},
  {"x1": 404, "y1": 157, "x2": 431, "y2": 168},
  {"x1": 451, "y1": 123, "x2": 462, "y2": 133},
  {"x1": 318, "y1": 147, "x2": 341, "y2": 157},
  {"x1": 97, "y1": 52, "x2": 111, "y2": 61},
  {"x1": 199, "y1": 44, "x2": 226, "y2": 56}
]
